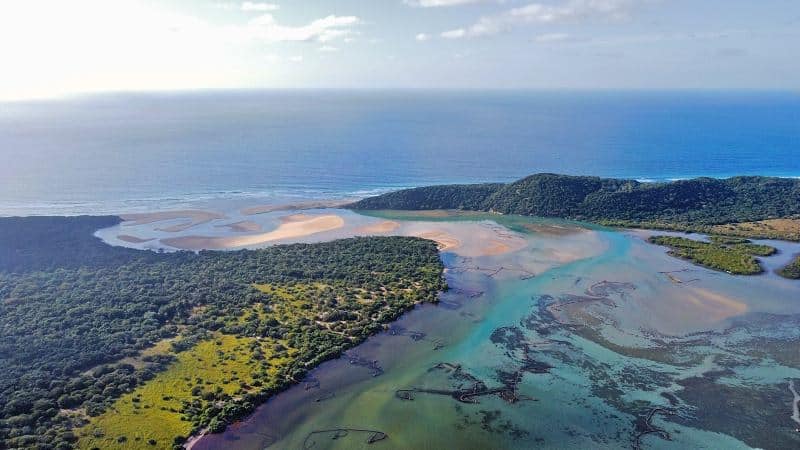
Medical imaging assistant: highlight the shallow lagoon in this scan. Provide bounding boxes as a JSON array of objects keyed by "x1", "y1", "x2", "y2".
[{"x1": 100, "y1": 208, "x2": 800, "y2": 449}]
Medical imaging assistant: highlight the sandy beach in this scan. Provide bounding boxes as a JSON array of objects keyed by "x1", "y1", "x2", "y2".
[
  {"x1": 161, "y1": 214, "x2": 345, "y2": 250},
  {"x1": 121, "y1": 210, "x2": 226, "y2": 232}
]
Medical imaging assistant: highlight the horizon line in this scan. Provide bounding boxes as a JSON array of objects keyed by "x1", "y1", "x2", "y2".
[{"x1": 3, "y1": 86, "x2": 798, "y2": 104}]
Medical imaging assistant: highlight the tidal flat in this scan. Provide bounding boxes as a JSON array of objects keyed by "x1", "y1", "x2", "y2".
[{"x1": 99, "y1": 208, "x2": 800, "y2": 449}]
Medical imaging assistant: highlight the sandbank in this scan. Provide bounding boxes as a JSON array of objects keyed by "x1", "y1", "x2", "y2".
[
  {"x1": 523, "y1": 223, "x2": 584, "y2": 236},
  {"x1": 214, "y1": 220, "x2": 262, "y2": 233},
  {"x1": 678, "y1": 286, "x2": 748, "y2": 323},
  {"x1": 416, "y1": 231, "x2": 461, "y2": 251},
  {"x1": 116, "y1": 234, "x2": 155, "y2": 244},
  {"x1": 241, "y1": 200, "x2": 351, "y2": 216},
  {"x1": 356, "y1": 221, "x2": 400, "y2": 234},
  {"x1": 280, "y1": 214, "x2": 313, "y2": 223},
  {"x1": 161, "y1": 214, "x2": 345, "y2": 250},
  {"x1": 120, "y1": 210, "x2": 226, "y2": 232}
]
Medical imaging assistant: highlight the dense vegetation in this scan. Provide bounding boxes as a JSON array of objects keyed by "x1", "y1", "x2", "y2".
[
  {"x1": 350, "y1": 173, "x2": 800, "y2": 231},
  {"x1": 647, "y1": 235, "x2": 777, "y2": 275},
  {"x1": 0, "y1": 217, "x2": 445, "y2": 449},
  {"x1": 778, "y1": 255, "x2": 800, "y2": 279},
  {"x1": 0, "y1": 216, "x2": 157, "y2": 273}
]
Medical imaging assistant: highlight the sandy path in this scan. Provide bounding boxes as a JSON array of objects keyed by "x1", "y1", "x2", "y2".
[{"x1": 161, "y1": 215, "x2": 345, "y2": 250}]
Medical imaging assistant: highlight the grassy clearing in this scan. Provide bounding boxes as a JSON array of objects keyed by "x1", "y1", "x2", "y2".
[
  {"x1": 710, "y1": 218, "x2": 800, "y2": 241},
  {"x1": 601, "y1": 218, "x2": 800, "y2": 242},
  {"x1": 78, "y1": 334, "x2": 291, "y2": 450},
  {"x1": 648, "y1": 235, "x2": 777, "y2": 275}
]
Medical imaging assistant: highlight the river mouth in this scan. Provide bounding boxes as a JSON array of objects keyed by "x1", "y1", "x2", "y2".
[{"x1": 100, "y1": 208, "x2": 800, "y2": 449}]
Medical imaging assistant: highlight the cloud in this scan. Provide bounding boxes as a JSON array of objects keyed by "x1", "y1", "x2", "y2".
[
  {"x1": 243, "y1": 14, "x2": 360, "y2": 43},
  {"x1": 443, "y1": 0, "x2": 639, "y2": 38},
  {"x1": 289, "y1": 55, "x2": 304, "y2": 62},
  {"x1": 441, "y1": 28, "x2": 466, "y2": 39},
  {"x1": 405, "y1": 0, "x2": 491, "y2": 7},
  {"x1": 241, "y1": 2, "x2": 279, "y2": 11},
  {"x1": 415, "y1": 33, "x2": 431, "y2": 41},
  {"x1": 319, "y1": 45, "x2": 340, "y2": 52}
]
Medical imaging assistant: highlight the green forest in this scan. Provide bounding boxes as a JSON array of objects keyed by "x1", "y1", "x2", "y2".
[
  {"x1": 349, "y1": 173, "x2": 800, "y2": 231},
  {"x1": 0, "y1": 217, "x2": 445, "y2": 449},
  {"x1": 647, "y1": 235, "x2": 776, "y2": 275}
]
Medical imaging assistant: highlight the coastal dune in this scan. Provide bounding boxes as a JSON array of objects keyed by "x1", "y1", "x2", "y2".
[{"x1": 161, "y1": 214, "x2": 345, "y2": 250}]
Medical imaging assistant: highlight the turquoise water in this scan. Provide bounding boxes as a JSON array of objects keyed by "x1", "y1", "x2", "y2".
[
  {"x1": 190, "y1": 215, "x2": 800, "y2": 449},
  {"x1": 2, "y1": 90, "x2": 799, "y2": 216}
]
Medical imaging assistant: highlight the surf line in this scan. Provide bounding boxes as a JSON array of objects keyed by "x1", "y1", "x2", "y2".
[{"x1": 790, "y1": 380, "x2": 800, "y2": 431}]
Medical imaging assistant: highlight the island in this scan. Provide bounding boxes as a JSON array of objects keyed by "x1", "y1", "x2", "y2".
[{"x1": 646, "y1": 235, "x2": 776, "y2": 275}]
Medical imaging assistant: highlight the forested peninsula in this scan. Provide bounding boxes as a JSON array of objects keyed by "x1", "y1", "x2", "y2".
[
  {"x1": 0, "y1": 217, "x2": 445, "y2": 449},
  {"x1": 350, "y1": 173, "x2": 800, "y2": 238}
]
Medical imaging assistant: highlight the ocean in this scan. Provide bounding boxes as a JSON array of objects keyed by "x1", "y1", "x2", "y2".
[{"x1": 1, "y1": 90, "x2": 798, "y2": 216}]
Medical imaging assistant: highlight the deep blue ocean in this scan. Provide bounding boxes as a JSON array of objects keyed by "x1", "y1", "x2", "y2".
[{"x1": 1, "y1": 90, "x2": 798, "y2": 215}]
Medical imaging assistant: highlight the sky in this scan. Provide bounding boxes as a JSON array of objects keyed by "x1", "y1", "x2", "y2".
[{"x1": 1, "y1": 0, "x2": 799, "y2": 100}]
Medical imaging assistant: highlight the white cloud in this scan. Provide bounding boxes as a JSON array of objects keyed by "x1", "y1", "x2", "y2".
[
  {"x1": 289, "y1": 55, "x2": 304, "y2": 62},
  {"x1": 405, "y1": 0, "x2": 491, "y2": 6},
  {"x1": 416, "y1": 33, "x2": 431, "y2": 41},
  {"x1": 319, "y1": 45, "x2": 340, "y2": 52},
  {"x1": 243, "y1": 14, "x2": 360, "y2": 43},
  {"x1": 444, "y1": 0, "x2": 639, "y2": 38},
  {"x1": 241, "y1": 2, "x2": 279, "y2": 12},
  {"x1": 441, "y1": 28, "x2": 467, "y2": 39}
]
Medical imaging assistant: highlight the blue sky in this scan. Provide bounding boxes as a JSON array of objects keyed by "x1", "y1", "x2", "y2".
[{"x1": 1, "y1": 0, "x2": 799, "y2": 100}]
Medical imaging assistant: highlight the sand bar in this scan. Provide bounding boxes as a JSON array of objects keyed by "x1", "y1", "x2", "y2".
[
  {"x1": 416, "y1": 231, "x2": 461, "y2": 251},
  {"x1": 161, "y1": 214, "x2": 345, "y2": 250},
  {"x1": 679, "y1": 286, "x2": 748, "y2": 323},
  {"x1": 120, "y1": 210, "x2": 226, "y2": 232},
  {"x1": 214, "y1": 220, "x2": 262, "y2": 233},
  {"x1": 280, "y1": 214, "x2": 314, "y2": 223},
  {"x1": 357, "y1": 220, "x2": 400, "y2": 234},
  {"x1": 117, "y1": 234, "x2": 155, "y2": 244},
  {"x1": 523, "y1": 223, "x2": 584, "y2": 236},
  {"x1": 241, "y1": 200, "x2": 351, "y2": 216}
]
